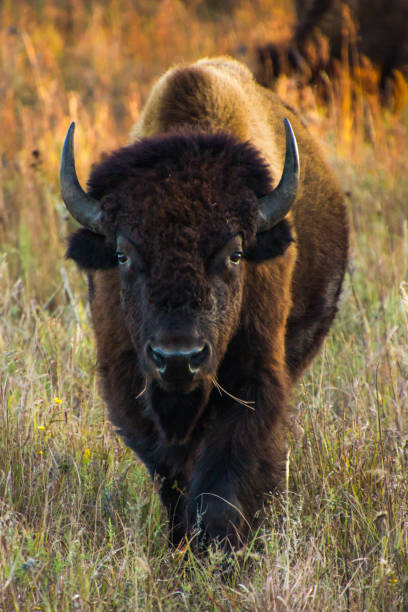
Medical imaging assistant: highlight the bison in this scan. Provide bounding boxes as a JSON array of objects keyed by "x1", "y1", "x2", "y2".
[
  {"x1": 257, "y1": 0, "x2": 408, "y2": 99},
  {"x1": 61, "y1": 57, "x2": 348, "y2": 551}
]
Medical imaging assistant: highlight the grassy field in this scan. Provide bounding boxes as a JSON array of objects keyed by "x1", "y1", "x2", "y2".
[{"x1": 0, "y1": 0, "x2": 407, "y2": 609}]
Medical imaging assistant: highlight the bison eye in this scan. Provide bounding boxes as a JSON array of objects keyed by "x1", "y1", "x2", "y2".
[
  {"x1": 116, "y1": 251, "x2": 129, "y2": 265},
  {"x1": 229, "y1": 251, "x2": 243, "y2": 265}
]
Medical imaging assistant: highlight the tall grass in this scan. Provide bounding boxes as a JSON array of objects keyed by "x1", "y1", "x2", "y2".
[{"x1": 0, "y1": 0, "x2": 407, "y2": 609}]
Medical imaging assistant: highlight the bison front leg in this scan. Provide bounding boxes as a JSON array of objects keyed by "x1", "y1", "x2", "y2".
[
  {"x1": 189, "y1": 473, "x2": 247, "y2": 551},
  {"x1": 187, "y1": 407, "x2": 284, "y2": 551},
  {"x1": 149, "y1": 463, "x2": 188, "y2": 547},
  {"x1": 188, "y1": 464, "x2": 255, "y2": 551},
  {"x1": 157, "y1": 475, "x2": 187, "y2": 547}
]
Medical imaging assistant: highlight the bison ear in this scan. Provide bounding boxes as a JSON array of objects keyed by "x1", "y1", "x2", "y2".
[
  {"x1": 245, "y1": 219, "x2": 294, "y2": 262},
  {"x1": 66, "y1": 229, "x2": 117, "y2": 270}
]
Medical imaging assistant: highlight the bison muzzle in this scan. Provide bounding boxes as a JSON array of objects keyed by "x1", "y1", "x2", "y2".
[{"x1": 62, "y1": 57, "x2": 348, "y2": 551}]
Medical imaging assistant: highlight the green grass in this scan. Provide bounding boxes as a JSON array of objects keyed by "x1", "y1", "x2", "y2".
[{"x1": 0, "y1": 1, "x2": 407, "y2": 609}]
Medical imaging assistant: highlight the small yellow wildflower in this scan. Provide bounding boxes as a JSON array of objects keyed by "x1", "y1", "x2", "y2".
[
  {"x1": 38, "y1": 450, "x2": 43, "y2": 455},
  {"x1": 82, "y1": 448, "x2": 91, "y2": 466},
  {"x1": 54, "y1": 397, "x2": 62, "y2": 404},
  {"x1": 37, "y1": 425, "x2": 46, "y2": 431}
]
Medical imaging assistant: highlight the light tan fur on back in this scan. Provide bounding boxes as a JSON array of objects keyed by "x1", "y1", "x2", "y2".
[{"x1": 130, "y1": 57, "x2": 284, "y2": 185}]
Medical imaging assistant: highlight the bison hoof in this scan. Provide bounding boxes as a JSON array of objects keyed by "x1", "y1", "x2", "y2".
[{"x1": 192, "y1": 494, "x2": 245, "y2": 551}]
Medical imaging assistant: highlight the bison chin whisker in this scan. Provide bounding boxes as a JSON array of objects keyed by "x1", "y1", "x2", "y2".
[
  {"x1": 210, "y1": 377, "x2": 255, "y2": 411},
  {"x1": 135, "y1": 376, "x2": 148, "y2": 400}
]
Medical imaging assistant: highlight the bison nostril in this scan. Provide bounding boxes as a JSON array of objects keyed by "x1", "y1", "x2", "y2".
[
  {"x1": 147, "y1": 344, "x2": 166, "y2": 370},
  {"x1": 146, "y1": 340, "x2": 211, "y2": 380},
  {"x1": 189, "y1": 343, "x2": 210, "y2": 371}
]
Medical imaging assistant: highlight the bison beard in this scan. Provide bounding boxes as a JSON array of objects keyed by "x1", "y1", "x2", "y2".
[
  {"x1": 62, "y1": 57, "x2": 348, "y2": 553},
  {"x1": 148, "y1": 383, "x2": 208, "y2": 444}
]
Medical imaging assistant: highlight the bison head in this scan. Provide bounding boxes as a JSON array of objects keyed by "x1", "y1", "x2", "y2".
[{"x1": 62, "y1": 122, "x2": 298, "y2": 442}]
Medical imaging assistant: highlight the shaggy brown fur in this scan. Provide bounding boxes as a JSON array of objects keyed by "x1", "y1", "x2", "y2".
[
  {"x1": 257, "y1": 0, "x2": 408, "y2": 99},
  {"x1": 66, "y1": 58, "x2": 348, "y2": 551}
]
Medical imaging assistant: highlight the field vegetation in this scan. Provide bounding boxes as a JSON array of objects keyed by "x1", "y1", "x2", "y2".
[{"x1": 0, "y1": 0, "x2": 407, "y2": 609}]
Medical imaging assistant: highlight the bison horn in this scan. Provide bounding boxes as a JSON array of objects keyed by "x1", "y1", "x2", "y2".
[
  {"x1": 60, "y1": 122, "x2": 104, "y2": 234},
  {"x1": 257, "y1": 118, "x2": 299, "y2": 232}
]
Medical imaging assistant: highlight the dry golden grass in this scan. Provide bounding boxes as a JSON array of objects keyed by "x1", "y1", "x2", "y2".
[{"x1": 0, "y1": 1, "x2": 407, "y2": 610}]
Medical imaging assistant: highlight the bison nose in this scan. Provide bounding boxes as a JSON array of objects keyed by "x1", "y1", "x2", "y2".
[{"x1": 145, "y1": 341, "x2": 210, "y2": 381}]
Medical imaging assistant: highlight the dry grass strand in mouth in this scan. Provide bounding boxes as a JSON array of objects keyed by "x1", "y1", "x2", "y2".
[
  {"x1": 135, "y1": 377, "x2": 148, "y2": 400},
  {"x1": 210, "y1": 377, "x2": 255, "y2": 410},
  {"x1": 135, "y1": 376, "x2": 255, "y2": 408}
]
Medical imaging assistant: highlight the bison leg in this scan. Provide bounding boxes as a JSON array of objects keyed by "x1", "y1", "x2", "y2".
[
  {"x1": 190, "y1": 490, "x2": 246, "y2": 552},
  {"x1": 188, "y1": 448, "x2": 257, "y2": 552},
  {"x1": 155, "y1": 473, "x2": 186, "y2": 547},
  {"x1": 187, "y1": 441, "x2": 280, "y2": 550},
  {"x1": 186, "y1": 381, "x2": 286, "y2": 551}
]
